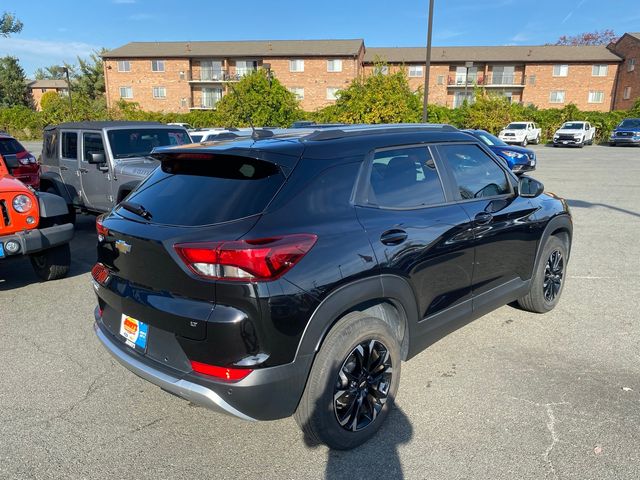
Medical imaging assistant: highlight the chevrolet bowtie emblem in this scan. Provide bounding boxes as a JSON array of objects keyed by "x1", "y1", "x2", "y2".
[{"x1": 115, "y1": 240, "x2": 132, "y2": 254}]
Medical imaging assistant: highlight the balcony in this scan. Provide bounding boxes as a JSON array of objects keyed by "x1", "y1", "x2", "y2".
[
  {"x1": 447, "y1": 74, "x2": 525, "y2": 88},
  {"x1": 189, "y1": 69, "x2": 255, "y2": 83}
]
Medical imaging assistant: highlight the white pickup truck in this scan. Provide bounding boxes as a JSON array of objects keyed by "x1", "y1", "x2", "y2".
[
  {"x1": 498, "y1": 122, "x2": 541, "y2": 146},
  {"x1": 552, "y1": 121, "x2": 596, "y2": 147}
]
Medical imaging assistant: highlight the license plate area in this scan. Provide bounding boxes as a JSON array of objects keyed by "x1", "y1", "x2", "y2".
[{"x1": 119, "y1": 314, "x2": 149, "y2": 353}]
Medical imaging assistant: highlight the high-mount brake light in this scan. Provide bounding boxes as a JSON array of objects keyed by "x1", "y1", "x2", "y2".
[{"x1": 174, "y1": 234, "x2": 317, "y2": 281}]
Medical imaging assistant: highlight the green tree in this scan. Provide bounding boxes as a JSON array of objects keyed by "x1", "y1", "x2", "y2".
[
  {"x1": 213, "y1": 69, "x2": 303, "y2": 127},
  {"x1": 0, "y1": 12, "x2": 22, "y2": 37},
  {"x1": 0, "y1": 56, "x2": 31, "y2": 108},
  {"x1": 74, "y1": 50, "x2": 106, "y2": 100},
  {"x1": 34, "y1": 64, "x2": 74, "y2": 80},
  {"x1": 316, "y1": 64, "x2": 421, "y2": 124},
  {"x1": 554, "y1": 29, "x2": 618, "y2": 46}
]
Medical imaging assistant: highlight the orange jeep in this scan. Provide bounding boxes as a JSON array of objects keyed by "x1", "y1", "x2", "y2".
[{"x1": 0, "y1": 154, "x2": 74, "y2": 280}]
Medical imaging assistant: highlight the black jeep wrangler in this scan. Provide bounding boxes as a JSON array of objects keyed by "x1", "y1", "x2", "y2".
[{"x1": 92, "y1": 124, "x2": 572, "y2": 449}]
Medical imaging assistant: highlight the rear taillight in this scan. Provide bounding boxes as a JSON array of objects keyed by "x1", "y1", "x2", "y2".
[
  {"x1": 96, "y1": 214, "x2": 109, "y2": 241},
  {"x1": 175, "y1": 234, "x2": 317, "y2": 281},
  {"x1": 91, "y1": 262, "x2": 111, "y2": 286},
  {"x1": 16, "y1": 151, "x2": 36, "y2": 165},
  {"x1": 190, "y1": 361, "x2": 253, "y2": 382}
]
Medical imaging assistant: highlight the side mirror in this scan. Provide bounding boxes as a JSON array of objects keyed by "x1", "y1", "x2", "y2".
[
  {"x1": 88, "y1": 152, "x2": 106, "y2": 165},
  {"x1": 518, "y1": 176, "x2": 544, "y2": 198}
]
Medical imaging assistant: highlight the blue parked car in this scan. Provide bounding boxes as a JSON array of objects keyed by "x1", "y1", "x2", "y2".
[
  {"x1": 463, "y1": 129, "x2": 536, "y2": 175},
  {"x1": 609, "y1": 118, "x2": 640, "y2": 146}
]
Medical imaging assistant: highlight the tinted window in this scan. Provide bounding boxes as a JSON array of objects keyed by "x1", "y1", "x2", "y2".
[
  {"x1": 472, "y1": 131, "x2": 507, "y2": 147},
  {"x1": 190, "y1": 134, "x2": 203, "y2": 143},
  {"x1": 439, "y1": 144, "x2": 511, "y2": 200},
  {"x1": 43, "y1": 131, "x2": 57, "y2": 158},
  {"x1": 369, "y1": 147, "x2": 445, "y2": 208},
  {"x1": 506, "y1": 123, "x2": 526, "y2": 130},
  {"x1": 61, "y1": 132, "x2": 78, "y2": 159},
  {"x1": 0, "y1": 137, "x2": 25, "y2": 155},
  {"x1": 119, "y1": 155, "x2": 285, "y2": 226},
  {"x1": 107, "y1": 129, "x2": 191, "y2": 159},
  {"x1": 83, "y1": 133, "x2": 105, "y2": 161}
]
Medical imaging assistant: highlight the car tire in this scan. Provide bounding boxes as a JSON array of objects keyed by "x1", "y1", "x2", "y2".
[
  {"x1": 522, "y1": 138, "x2": 528, "y2": 147},
  {"x1": 517, "y1": 236, "x2": 568, "y2": 314},
  {"x1": 609, "y1": 142, "x2": 616, "y2": 147},
  {"x1": 294, "y1": 311, "x2": 401, "y2": 450},
  {"x1": 578, "y1": 140, "x2": 584, "y2": 148},
  {"x1": 533, "y1": 135, "x2": 540, "y2": 145},
  {"x1": 29, "y1": 244, "x2": 71, "y2": 281}
]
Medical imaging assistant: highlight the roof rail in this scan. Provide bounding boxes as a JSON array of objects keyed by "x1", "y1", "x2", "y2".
[{"x1": 302, "y1": 123, "x2": 457, "y2": 141}]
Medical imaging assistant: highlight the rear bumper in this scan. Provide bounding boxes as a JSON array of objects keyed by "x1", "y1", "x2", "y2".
[
  {"x1": 0, "y1": 223, "x2": 73, "y2": 257},
  {"x1": 93, "y1": 307, "x2": 313, "y2": 421}
]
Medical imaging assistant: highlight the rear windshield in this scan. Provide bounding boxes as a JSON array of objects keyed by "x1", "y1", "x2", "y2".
[
  {"x1": 107, "y1": 129, "x2": 191, "y2": 159},
  {"x1": 0, "y1": 137, "x2": 26, "y2": 155},
  {"x1": 118, "y1": 155, "x2": 285, "y2": 226}
]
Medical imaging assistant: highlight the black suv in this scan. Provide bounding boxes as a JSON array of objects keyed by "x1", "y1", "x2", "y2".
[{"x1": 92, "y1": 124, "x2": 572, "y2": 449}]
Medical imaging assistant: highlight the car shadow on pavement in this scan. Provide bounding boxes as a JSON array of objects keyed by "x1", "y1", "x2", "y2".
[
  {"x1": 567, "y1": 199, "x2": 640, "y2": 219},
  {"x1": 0, "y1": 214, "x2": 97, "y2": 290}
]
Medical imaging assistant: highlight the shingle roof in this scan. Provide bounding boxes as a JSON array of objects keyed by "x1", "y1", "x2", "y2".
[
  {"x1": 27, "y1": 79, "x2": 68, "y2": 89},
  {"x1": 364, "y1": 45, "x2": 622, "y2": 64},
  {"x1": 627, "y1": 32, "x2": 640, "y2": 41},
  {"x1": 103, "y1": 39, "x2": 364, "y2": 58}
]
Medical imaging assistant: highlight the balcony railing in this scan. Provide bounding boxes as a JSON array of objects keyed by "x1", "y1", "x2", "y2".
[
  {"x1": 190, "y1": 69, "x2": 256, "y2": 82},
  {"x1": 447, "y1": 74, "x2": 525, "y2": 87}
]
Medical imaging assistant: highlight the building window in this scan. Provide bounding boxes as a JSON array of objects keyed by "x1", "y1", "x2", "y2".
[
  {"x1": 374, "y1": 65, "x2": 389, "y2": 75},
  {"x1": 326, "y1": 87, "x2": 340, "y2": 100},
  {"x1": 628, "y1": 58, "x2": 636, "y2": 72},
  {"x1": 327, "y1": 59, "x2": 343, "y2": 72},
  {"x1": 179, "y1": 71, "x2": 185, "y2": 81},
  {"x1": 528, "y1": 74, "x2": 536, "y2": 85},
  {"x1": 549, "y1": 90, "x2": 565, "y2": 103},
  {"x1": 236, "y1": 60, "x2": 258, "y2": 76},
  {"x1": 436, "y1": 75, "x2": 444, "y2": 85},
  {"x1": 201, "y1": 87, "x2": 222, "y2": 109},
  {"x1": 289, "y1": 59, "x2": 304, "y2": 72},
  {"x1": 623, "y1": 86, "x2": 631, "y2": 100},
  {"x1": 180, "y1": 98, "x2": 188, "y2": 108},
  {"x1": 588, "y1": 91, "x2": 604, "y2": 103},
  {"x1": 152, "y1": 86, "x2": 166, "y2": 99},
  {"x1": 40, "y1": 88, "x2": 47, "y2": 93},
  {"x1": 119, "y1": 86, "x2": 133, "y2": 99},
  {"x1": 117, "y1": 60, "x2": 131, "y2": 72},
  {"x1": 592, "y1": 64, "x2": 608, "y2": 76},
  {"x1": 289, "y1": 87, "x2": 304, "y2": 100},
  {"x1": 151, "y1": 60, "x2": 165, "y2": 72},
  {"x1": 408, "y1": 65, "x2": 424, "y2": 77},
  {"x1": 503, "y1": 91, "x2": 513, "y2": 103},
  {"x1": 552, "y1": 64, "x2": 569, "y2": 77}
]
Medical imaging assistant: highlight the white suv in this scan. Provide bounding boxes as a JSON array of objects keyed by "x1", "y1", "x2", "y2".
[{"x1": 553, "y1": 121, "x2": 595, "y2": 147}]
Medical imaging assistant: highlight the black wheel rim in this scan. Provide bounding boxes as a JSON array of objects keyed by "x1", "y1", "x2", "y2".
[
  {"x1": 333, "y1": 339, "x2": 393, "y2": 432},
  {"x1": 543, "y1": 249, "x2": 564, "y2": 302}
]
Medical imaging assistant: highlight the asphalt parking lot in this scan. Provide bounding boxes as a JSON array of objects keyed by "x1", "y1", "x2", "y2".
[{"x1": 1, "y1": 144, "x2": 639, "y2": 480}]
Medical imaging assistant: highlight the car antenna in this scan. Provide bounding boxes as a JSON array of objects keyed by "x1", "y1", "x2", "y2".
[{"x1": 226, "y1": 67, "x2": 274, "y2": 140}]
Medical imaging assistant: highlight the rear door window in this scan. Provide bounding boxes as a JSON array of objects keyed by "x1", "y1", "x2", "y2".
[
  {"x1": 437, "y1": 144, "x2": 511, "y2": 200},
  {"x1": 119, "y1": 155, "x2": 285, "y2": 226},
  {"x1": 61, "y1": 132, "x2": 78, "y2": 159},
  {"x1": 368, "y1": 146, "x2": 445, "y2": 208}
]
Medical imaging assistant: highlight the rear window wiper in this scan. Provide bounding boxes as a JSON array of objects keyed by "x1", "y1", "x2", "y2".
[{"x1": 119, "y1": 201, "x2": 153, "y2": 220}]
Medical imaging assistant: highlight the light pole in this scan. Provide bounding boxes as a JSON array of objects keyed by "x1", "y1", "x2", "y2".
[
  {"x1": 61, "y1": 66, "x2": 73, "y2": 116},
  {"x1": 421, "y1": 0, "x2": 435, "y2": 122}
]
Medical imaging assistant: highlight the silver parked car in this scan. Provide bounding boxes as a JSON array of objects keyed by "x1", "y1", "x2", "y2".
[{"x1": 39, "y1": 121, "x2": 191, "y2": 218}]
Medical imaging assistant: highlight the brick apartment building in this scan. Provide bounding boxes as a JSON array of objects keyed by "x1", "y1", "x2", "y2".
[
  {"x1": 27, "y1": 79, "x2": 69, "y2": 111},
  {"x1": 102, "y1": 35, "x2": 640, "y2": 113}
]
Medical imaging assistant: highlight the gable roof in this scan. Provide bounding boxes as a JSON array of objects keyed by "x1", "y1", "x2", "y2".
[
  {"x1": 27, "y1": 79, "x2": 68, "y2": 89},
  {"x1": 364, "y1": 45, "x2": 622, "y2": 64},
  {"x1": 103, "y1": 39, "x2": 364, "y2": 58}
]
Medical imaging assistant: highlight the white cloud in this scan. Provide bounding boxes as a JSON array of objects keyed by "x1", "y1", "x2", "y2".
[
  {"x1": 0, "y1": 38, "x2": 100, "y2": 76},
  {"x1": 511, "y1": 32, "x2": 530, "y2": 43}
]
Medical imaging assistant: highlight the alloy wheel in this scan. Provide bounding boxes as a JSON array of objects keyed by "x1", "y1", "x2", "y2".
[
  {"x1": 333, "y1": 339, "x2": 393, "y2": 432},
  {"x1": 543, "y1": 250, "x2": 564, "y2": 302}
]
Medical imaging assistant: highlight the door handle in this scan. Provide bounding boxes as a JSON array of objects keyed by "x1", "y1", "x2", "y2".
[
  {"x1": 474, "y1": 212, "x2": 493, "y2": 225},
  {"x1": 380, "y1": 229, "x2": 408, "y2": 245},
  {"x1": 78, "y1": 167, "x2": 88, "y2": 174}
]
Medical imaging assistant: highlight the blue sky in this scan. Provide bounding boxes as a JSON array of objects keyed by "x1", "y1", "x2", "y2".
[{"x1": 1, "y1": 0, "x2": 639, "y2": 76}]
